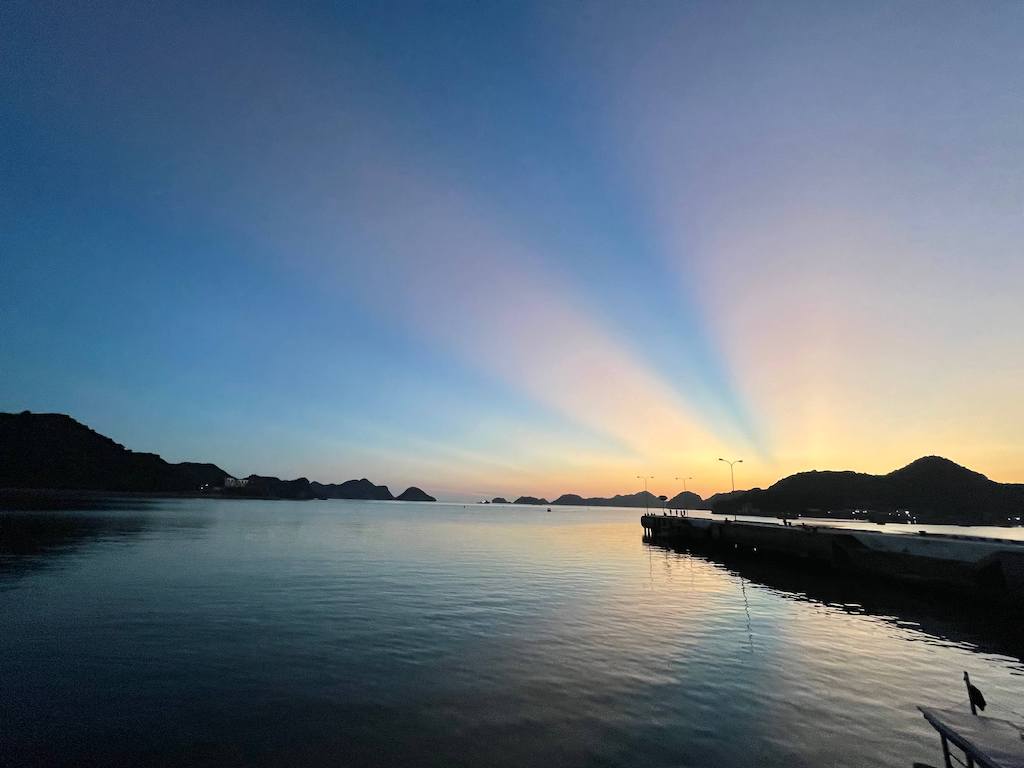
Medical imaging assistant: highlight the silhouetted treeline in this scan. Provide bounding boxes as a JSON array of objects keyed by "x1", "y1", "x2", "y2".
[
  {"x1": 551, "y1": 490, "x2": 708, "y2": 509},
  {"x1": 499, "y1": 490, "x2": 709, "y2": 509},
  {"x1": 0, "y1": 412, "x2": 435, "y2": 502},
  {"x1": 0, "y1": 412, "x2": 228, "y2": 492},
  {"x1": 712, "y1": 456, "x2": 1024, "y2": 524},
  {"x1": 508, "y1": 457, "x2": 1024, "y2": 524},
  {"x1": 500, "y1": 491, "x2": 700, "y2": 508}
]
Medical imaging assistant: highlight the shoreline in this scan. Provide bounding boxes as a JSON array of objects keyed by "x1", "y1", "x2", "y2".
[{"x1": 0, "y1": 488, "x2": 426, "y2": 505}]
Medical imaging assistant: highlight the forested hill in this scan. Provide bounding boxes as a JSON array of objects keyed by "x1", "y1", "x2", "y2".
[
  {"x1": 0, "y1": 412, "x2": 434, "y2": 502},
  {"x1": 711, "y1": 456, "x2": 1024, "y2": 524}
]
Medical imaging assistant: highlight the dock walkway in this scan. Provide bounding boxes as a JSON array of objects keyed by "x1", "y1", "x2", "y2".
[{"x1": 640, "y1": 514, "x2": 1024, "y2": 597}]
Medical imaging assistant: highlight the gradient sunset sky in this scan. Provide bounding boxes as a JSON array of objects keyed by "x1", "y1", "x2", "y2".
[{"x1": 3, "y1": 2, "x2": 1023, "y2": 500}]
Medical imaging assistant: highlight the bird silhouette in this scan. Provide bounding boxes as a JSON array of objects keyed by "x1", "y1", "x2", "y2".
[{"x1": 964, "y1": 671, "x2": 986, "y2": 714}]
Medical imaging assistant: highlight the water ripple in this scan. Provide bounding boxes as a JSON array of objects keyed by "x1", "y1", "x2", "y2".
[{"x1": 1, "y1": 501, "x2": 1021, "y2": 767}]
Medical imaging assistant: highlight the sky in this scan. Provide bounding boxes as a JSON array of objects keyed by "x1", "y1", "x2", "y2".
[{"x1": 2, "y1": 1, "x2": 1023, "y2": 501}]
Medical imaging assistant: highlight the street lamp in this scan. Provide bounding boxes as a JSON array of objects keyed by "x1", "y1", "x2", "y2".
[
  {"x1": 718, "y1": 458, "x2": 742, "y2": 492},
  {"x1": 675, "y1": 476, "x2": 693, "y2": 515},
  {"x1": 718, "y1": 458, "x2": 742, "y2": 521},
  {"x1": 637, "y1": 474, "x2": 654, "y2": 514},
  {"x1": 675, "y1": 476, "x2": 693, "y2": 493}
]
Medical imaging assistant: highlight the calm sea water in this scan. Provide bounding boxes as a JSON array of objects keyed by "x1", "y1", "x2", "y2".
[{"x1": 2, "y1": 499, "x2": 1022, "y2": 767}]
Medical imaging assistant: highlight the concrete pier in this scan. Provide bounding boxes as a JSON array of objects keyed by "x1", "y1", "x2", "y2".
[{"x1": 641, "y1": 514, "x2": 1024, "y2": 598}]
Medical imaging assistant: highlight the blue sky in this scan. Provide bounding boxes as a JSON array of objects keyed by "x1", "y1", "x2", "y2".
[{"x1": 3, "y1": 2, "x2": 1023, "y2": 499}]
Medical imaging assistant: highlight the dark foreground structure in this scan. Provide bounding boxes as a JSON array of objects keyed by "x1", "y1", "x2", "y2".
[
  {"x1": 641, "y1": 515, "x2": 1024, "y2": 599},
  {"x1": 918, "y1": 706, "x2": 1024, "y2": 768}
]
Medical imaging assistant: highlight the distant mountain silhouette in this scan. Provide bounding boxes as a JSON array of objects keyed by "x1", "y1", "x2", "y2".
[
  {"x1": 505, "y1": 489, "x2": 707, "y2": 509},
  {"x1": 1, "y1": 412, "x2": 434, "y2": 503},
  {"x1": 513, "y1": 456, "x2": 1024, "y2": 524},
  {"x1": 712, "y1": 456, "x2": 1024, "y2": 524},
  {"x1": 232, "y1": 475, "x2": 315, "y2": 500},
  {"x1": 666, "y1": 490, "x2": 706, "y2": 509},
  {"x1": 550, "y1": 494, "x2": 585, "y2": 505},
  {"x1": 310, "y1": 478, "x2": 394, "y2": 501},
  {"x1": 513, "y1": 496, "x2": 549, "y2": 505},
  {"x1": 551, "y1": 490, "x2": 670, "y2": 508},
  {"x1": 0, "y1": 412, "x2": 230, "y2": 492},
  {"x1": 703, "y1": 489, "x2": 757, "y2": 508},
  {"x1": 491, "y1": 497, "x2": 509, "y2": 504},
  {"x1": 396, "y1": 487, "x2": 436, "y2": 502}
]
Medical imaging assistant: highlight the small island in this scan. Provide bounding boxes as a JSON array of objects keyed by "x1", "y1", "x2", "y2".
[
  {"x1": 396, "y1": 487, "x2": 437, "y2": 502},
  {"x1": 507, "y1": 456, "x2": 1024, "y2": 525}
]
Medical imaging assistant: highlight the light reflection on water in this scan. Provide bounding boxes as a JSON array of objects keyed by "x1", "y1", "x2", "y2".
[{"x1": 1, "y1": 499, "x2": 1021, "y2": 767}]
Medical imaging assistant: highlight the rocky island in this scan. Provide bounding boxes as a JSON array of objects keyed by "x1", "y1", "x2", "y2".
[{"x1": 396, "y1": 487, "x2": 437, "y2": 502}]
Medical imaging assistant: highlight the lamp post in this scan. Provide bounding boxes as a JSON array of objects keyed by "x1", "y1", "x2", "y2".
[
  {"x1": 717, "y1": 458, "x2": 742, "y2": 492},
  {"x1": 637, "y1": 474, "x2": 654, "y2": 514},
  {"x1": 675, "y1": 476, "x2": 693, "y2": 515},
  {"x1": 718, "y1": 458, "x2": 742, "y2": 521}
]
